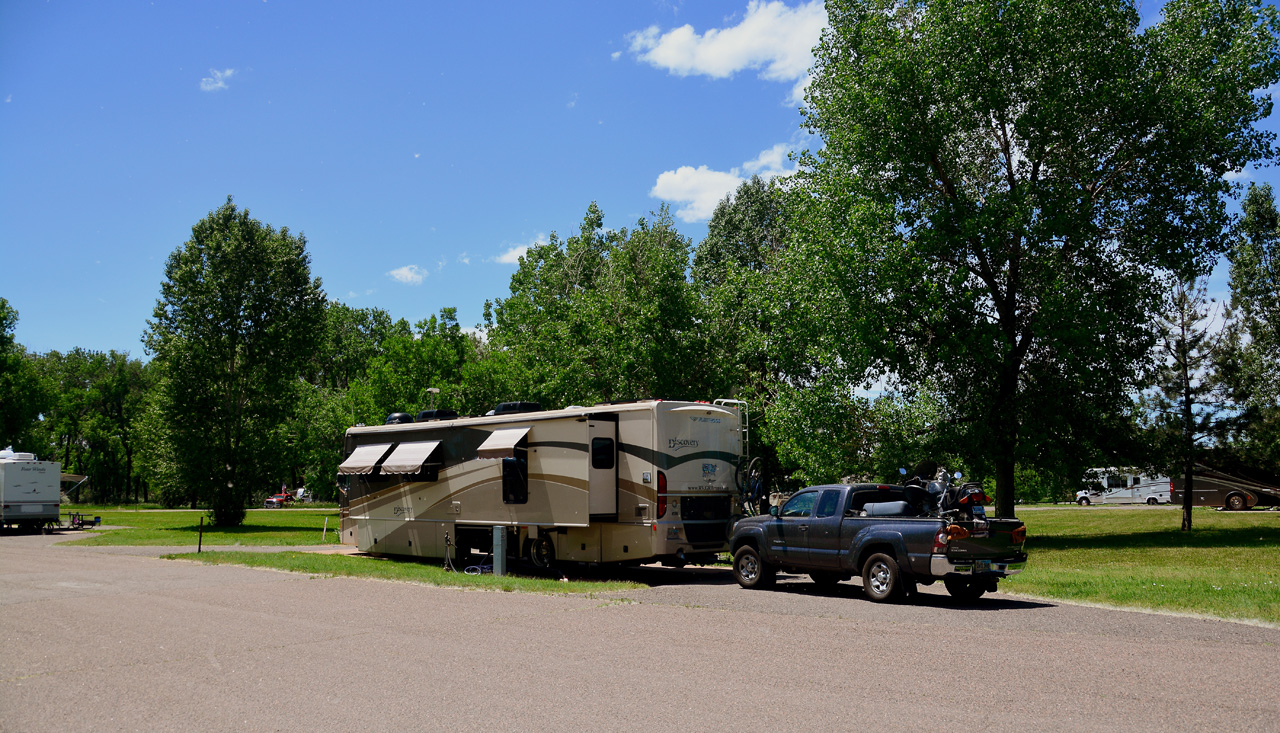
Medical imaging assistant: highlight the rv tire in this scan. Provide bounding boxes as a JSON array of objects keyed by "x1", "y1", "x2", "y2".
[
  {"x1": 1225, "y1": 493, "x2": 1248, "y2": 511},
  {"x1": 1077, "y1": 497, "x2": 1090, "y2": 506},
  {"x1": 1147, "y1": 497, "x2": 1158, "y2": 505},
  {"x1": 528, "y1": 536, "x2": 555, "y2": 569}
]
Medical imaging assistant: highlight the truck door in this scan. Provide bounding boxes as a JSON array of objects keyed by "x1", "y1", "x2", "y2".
[
  {"x1": 588, "y1": 419, "x2": 618, "y2": 520},
  {"x1": 765, "y1": 489, "x2": 819, "y2": 565},
  {"x1": 805, "y1": 488, "x2": 846, "y2": 569}
]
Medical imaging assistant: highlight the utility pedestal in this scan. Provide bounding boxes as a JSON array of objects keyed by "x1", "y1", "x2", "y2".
[{"x1": 492, "y1": 526, "x2": 507, "y2": 576}]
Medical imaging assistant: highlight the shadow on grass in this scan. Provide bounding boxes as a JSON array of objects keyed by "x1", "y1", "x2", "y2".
[{"x1": 1028, "y1": 525, "x2": 1280, "y2": 552}]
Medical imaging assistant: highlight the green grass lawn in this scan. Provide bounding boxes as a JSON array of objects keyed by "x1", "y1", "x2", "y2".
[
  {"x1": 60, "y1": 509, "x2": 342, "y2": 546},
  {"x1": 167, "y1": 550, "x2": 643, "y2": 595},
  {"x1": 1003, "y1": 507, "x2": 1280, "y2": 625}
]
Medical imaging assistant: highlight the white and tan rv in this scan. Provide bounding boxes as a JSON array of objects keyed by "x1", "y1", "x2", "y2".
[{"x1": 338, "y1": 399, "x2": 746, "y2": 567}]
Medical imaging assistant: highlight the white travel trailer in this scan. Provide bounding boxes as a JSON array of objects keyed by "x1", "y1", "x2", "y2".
[
  {"x1": 1076, "y1": 468, "x2": 1171, "y2": 506},
  {"x1": 339, "y1": 400, "x2": 746, "y2": 567},
  {"x1": 0, "y1": 452, "x2": 61, "y2": 531}
]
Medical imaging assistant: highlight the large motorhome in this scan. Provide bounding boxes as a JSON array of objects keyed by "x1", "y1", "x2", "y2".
[
  {"x1": 1076, "y1": 468, "x2": 1171, "y2": 506},
  {"x1": 339, "y1": 399, "x2": 746, "y2": 567},
  {"x1": 1171, "y1": 466, "x2": 1280, "y2": 511}
]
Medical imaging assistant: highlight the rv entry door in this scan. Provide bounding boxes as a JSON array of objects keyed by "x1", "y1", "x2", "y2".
[{"x1": 588, "y1": 418, "x2": 618, "y2": 520}]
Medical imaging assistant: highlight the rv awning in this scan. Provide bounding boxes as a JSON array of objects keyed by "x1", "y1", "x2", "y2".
[
  {"x1": 476, "y1": 427, "x2": 530, "y2": 460},
  {"x1": 338, "y1": 443, "x2": 394, "y2": 475},
  {"x1": 380, "y1": 440, "x2": 443, "y2": 474}
]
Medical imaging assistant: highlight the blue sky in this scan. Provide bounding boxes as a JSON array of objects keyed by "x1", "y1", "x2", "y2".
[{"x1": 0, "y1": 1, "x2": 1272, "y2": 356}]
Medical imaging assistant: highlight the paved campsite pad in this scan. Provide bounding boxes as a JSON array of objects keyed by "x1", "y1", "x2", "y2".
[{"x1": 2, "y1": 532, "x2": 1277, "y2": 732}]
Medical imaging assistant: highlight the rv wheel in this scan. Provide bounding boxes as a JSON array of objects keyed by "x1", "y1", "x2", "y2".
[
  {"x1": 529, "y1": 536, "x2": 555, "y2": 569},
  {"x1": 1077, "y1": 497, "x2": 1090, "y2": 506},
  {"x1": 1147, "y1": 497, "x2": 1158, "y2": 506},
  {"x1": 1225, "y1": 493, "x2": 1248, "y2": 511}
]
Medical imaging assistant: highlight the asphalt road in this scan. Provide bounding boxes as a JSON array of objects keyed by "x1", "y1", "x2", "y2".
[{"x1": 2, "y1": 532, "x2": 1277, "y2": 732}]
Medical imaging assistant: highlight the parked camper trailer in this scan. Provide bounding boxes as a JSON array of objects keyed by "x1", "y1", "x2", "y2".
[
  {"x1": 0, "y1": 453, "x2": 61, "y2": 531},
  {"x1": 339, "y1": 400, "x2": 746, "y2": 566},
  {"x1": 1076, "y1": 468, "x2": 1171, "y2": 506}
]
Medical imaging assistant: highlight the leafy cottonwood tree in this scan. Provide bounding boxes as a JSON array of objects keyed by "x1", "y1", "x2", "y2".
[
  {"x1": 787, "y1": 0, "x2": 1280, "y2": 516},
  {"x1": 143, "y1": 198, "x2": 325, "y2": 525},
  {"x1": 490, "y1": 203, "x2": 712, "y2": 407}
]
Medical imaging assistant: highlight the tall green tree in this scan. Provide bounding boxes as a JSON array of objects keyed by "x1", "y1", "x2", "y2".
[
  {"x1": 490, "y1": 203, "x2": 712, "y2": 407},
  {"x1": 143, "y1": 198, "x2": 325, "y2": 525},
  {"x1": 787, "y1": 0, "x2": 1280, "y2": 516},
  {"x1": 0, "y1": 298, "x2": 49, "y2": 451},
  {"x1": 31, "y1": 349, "x2": 153, "y2": 502},
  {"x1": 1217, "y1": 183, "x2": 1280, "y2": 471},
  {"x1": 1143, "y1": 282, "x2": 1227, "y2": 530}
]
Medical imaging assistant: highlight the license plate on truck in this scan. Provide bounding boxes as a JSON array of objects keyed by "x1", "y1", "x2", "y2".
[
  {"x1": 973, "y1": 560, "x2": 991, "y2": 572},
  {"x1": 21, "y1": 504, "x2": 42, "y2": 513}
]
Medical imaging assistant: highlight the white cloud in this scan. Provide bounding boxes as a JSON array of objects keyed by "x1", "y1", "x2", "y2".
[
  {"x1": 4, "y1": 95, "x2": 10, "y2": 103},
  {"x1": 610, "y1": 51, "x2": 622, "y2": 61},
  {"x1": 200, "y1": 68, "x2": 236, "y2": 92},
  {"x1": 496, "y1": 245, "x2": 529, "y2": 265},
  {"x1": 387, "y1": 264, "x2": 427, "y2": 284},
  {"x1": 457, "y1": 252, "x2": 471, "y2": 265},
  {"x1": 493, "y1": 235, "x2": 547, "y2": 265},
  {"x1": 650, "y1": 143, "x2": 798, "y2": 222},
  {"x1": 628, "y1": 0, "x2": 826, "y2": 104},
  {"x1": 1224, "y1": 168, "x2": 1252, "y2": 182}
]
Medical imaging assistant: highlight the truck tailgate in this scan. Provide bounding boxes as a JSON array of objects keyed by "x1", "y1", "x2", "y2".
[{"x1": 947, "y1": 518, "x2": 1025, "y2": 559}]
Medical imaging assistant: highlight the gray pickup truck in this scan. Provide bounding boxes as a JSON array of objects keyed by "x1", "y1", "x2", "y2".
[{"x1": 729, "y1": 482, "x2": 1027, "y2": 602}]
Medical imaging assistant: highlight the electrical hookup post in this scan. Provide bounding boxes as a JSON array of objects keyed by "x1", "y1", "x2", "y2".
[{"x1": 492, "y1": 526, "x2": 506, "y2": 576}]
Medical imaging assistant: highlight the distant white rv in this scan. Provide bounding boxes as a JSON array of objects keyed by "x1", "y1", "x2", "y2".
[{"x1": 1076, "y1": 468, "x2": 1171, "y2": 506}]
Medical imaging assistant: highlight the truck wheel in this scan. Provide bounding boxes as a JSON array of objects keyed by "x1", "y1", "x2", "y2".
[
  {"x1": 1225, "y1": 493, "x2": 1248, "y2": 511},
  {"x1": 809, "y1": 571, "x2": 842, "y2": 588},
  {"x1": 732, "y1": 545, "x2": 775, "y2": 589},
  {"x1": 861, "y1": 553, "x2": 901, "y2": 602},
  {"x1": 1077, "y1": 497, "x2": 1090, "y2": 506},
  {"x1": 528, "y1": 536, "x2": 555, "y2": 569},
  {"x1": 944, "y1": 577, "x2": 986, "y2": 602}
]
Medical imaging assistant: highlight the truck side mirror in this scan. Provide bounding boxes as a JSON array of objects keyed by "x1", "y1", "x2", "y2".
[{"x1": 769, "y1": 505, "x2": 779, "y2": 517}]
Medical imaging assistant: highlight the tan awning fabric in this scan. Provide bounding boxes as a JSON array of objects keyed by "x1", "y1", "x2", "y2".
[
  {"x1": 380, "y1": 440, "x2": 443, "y2": 474},
  {"x1": 338, "y1": 443, "x2": 394, "y2": 475},
  {"x1": 476, "y1": 427, "x2": 530, "y2": 460}
]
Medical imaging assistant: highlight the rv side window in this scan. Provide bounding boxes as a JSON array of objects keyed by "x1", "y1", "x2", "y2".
[
  {"x1": 591, "y1": 437, "x2": 615, "y2": 470},
  {"x1": 502, "y1": 457, "x2": 528, "y2": 504},
  {"x1": 1107, "y1": 475, "x2": 1126, "y2": 489}
]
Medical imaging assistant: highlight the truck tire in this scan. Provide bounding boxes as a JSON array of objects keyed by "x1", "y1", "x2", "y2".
[
  {"x1": 1225, "y1": 493, "x2": 1248, "y2": 511},
  {"x1": 809, "y1": 571, "x2": 843, "y2": 588},
  {"x1": 732, "y1": 545, "x2": 775, "y2": 589},
  {"x1": 1077, "y1": 497, "x2": 1090, "y2": 506},
  {"x1": 861, "y1": 553, "x2": 902, "y2": 602},
  {"x1": 944, "y1": 577, "x2": 986, "y2": 602}
]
